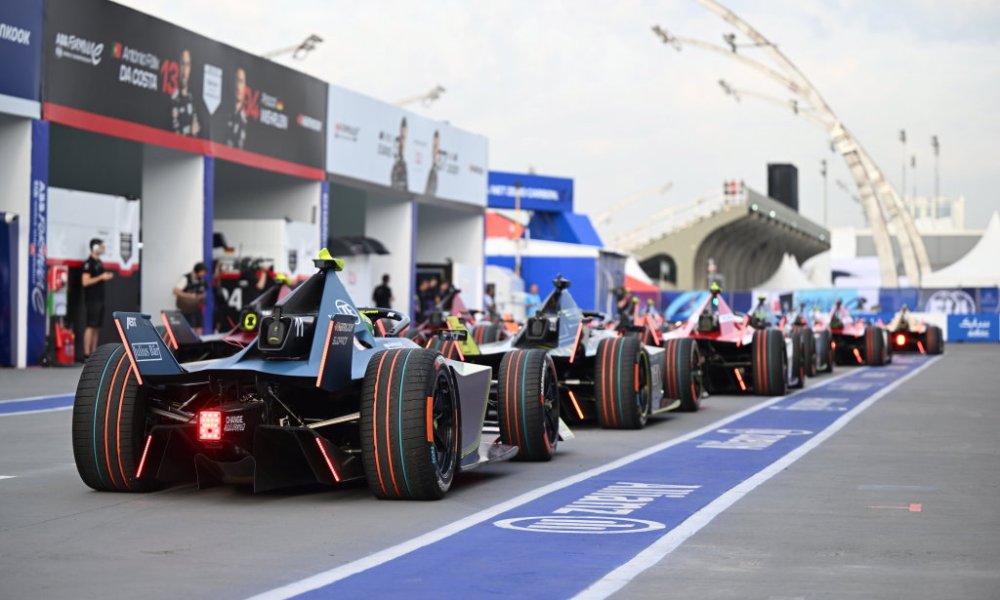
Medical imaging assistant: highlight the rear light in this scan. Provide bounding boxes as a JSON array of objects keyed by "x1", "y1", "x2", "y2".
[
  {"x1": 895, "y1": 334, "x2": 906, "y2": 346},
  {"x1": 198, "y1": 410, "x2": 222, "y2": 441}
]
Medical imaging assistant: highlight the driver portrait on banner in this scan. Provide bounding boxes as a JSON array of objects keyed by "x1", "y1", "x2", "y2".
[
  {"x1": 390, "y1": 117, "x2": 408, "y2": 191},
  {"x1": 170, "y1": 49, "x2": 202, "y2": 137},
  {"x1": 226, "y1": 67, "x2": 248, "y2": 149},
  {"x1": 424, "y1": 130, "x2": 440, "y2": 197}
]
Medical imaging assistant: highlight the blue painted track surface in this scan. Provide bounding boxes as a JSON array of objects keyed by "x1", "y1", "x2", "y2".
[{"x1": 275, "y1": 355, "x2": 930, "y2": 599}]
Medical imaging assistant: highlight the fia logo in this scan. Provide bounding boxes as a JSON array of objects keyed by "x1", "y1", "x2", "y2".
[{"x1": 126, "y1": 317, "x2": 137, "y2": 329}]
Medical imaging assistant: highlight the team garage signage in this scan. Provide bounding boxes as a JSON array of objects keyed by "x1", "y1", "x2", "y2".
[
  {"x1": 325, "y1": 84, "x2": 488, "y2": 206},
  {"x1": 43, "y1": 0, "x2": 327, "y2": 179}
]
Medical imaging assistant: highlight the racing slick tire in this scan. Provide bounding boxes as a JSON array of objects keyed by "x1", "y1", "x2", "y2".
[
  {"x1": 426, "y1": 336, "x2": 463, "y2": 361},
  {"x1": 926, "y1": 325, "x2": 945, "y2": 355},
  {"x1": 594, "y1": 336, "x2": 651, "y2": 429},
  {"x1": 816, "y1": 329, "x2": 834, "y2": 373},
  {"x1": 864, "y1": 326, "x2": 887, "y2": 366},
  {"x1": 497, "y1": 349, "x2": 560, "y2": 461},
  {"x1": 360, "y1": 349, "x2": 460, "y2": 500},
  {"x1": 403, "y1": 328, "x2": 426, "y2": 346},
  {"x1": 662, "y1": 338, "x2": 703, "y2": 412},
  {"x1": 789, "y1": 331, "x2": 807, "y2": 389},
  {"x1": 751, "y1": 329, "x2": 787, "y2": 397},
  {"x1": 72, "y1": 343, "x2": 160, "y2": 493},
  {"x1": 799, "y1": 328, "x2": 817, "y2": 377},
  {"x1": 472, "y1": 323, "x2": 505, "y2": 345}
]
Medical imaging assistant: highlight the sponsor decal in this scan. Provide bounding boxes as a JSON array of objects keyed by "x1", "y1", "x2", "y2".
[
  {"x1": 487, "y1": 184, "x2": 560, "y2": 201},
  {"x1": 334, "y1": 121, "x2": 359, "y2": 141},
  {"x1": 53, "y1": 32, "x2": 103, "y2": 66},
  {"x1": 224, "y1": 414, "x2": 245, "y2": 432},
  {"x1": 335, "y1": 299, "x2": 359, "y2": 322},
  {"x1": 493, "y1": 482, "x2": 699, "y2": 535},
  {"x1": 125, "y1": 316, "x2": 137, "y2": 329},
  {"x1": 0, "y1": 22, "x2": 31, "y2": 46},
  {"x1": 769, "y1": 397, "x2": 849, "y2": 412},
  {"x1": 957, "y1": 316, "x2": 991, "y2": 338},
  {"x1": 202, "y1": 64, "x2": 222, "y2": 114},
  {"x1": 297, "y1": 113, "x2": 323, "y2": 132},
  {"x1": 697, "y1": 428, "x2": 812, "y2": 451},
  {"x1": 131, "y1": 341, "x2": 162, "y2": 362},
  {"x1": 925, "y1": 290, "x2": 976, "y2": 314}
]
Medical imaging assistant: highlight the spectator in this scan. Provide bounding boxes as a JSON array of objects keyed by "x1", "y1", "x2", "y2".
[
  {"x1": 372, "y1": 274, "x2": 393, "y2": 308},
  {"x1": 524, "y1": 283, "x2": 542, "y2": 317},
  {"x1": 81, "y1": 238, "x2": 113, "y2": 359},
  {"x1": 483, "y1": 283, "x2": 498, "y2": 320},
  {"x1": 174, "y1": 262, "x2": 208, "y2": 335}
]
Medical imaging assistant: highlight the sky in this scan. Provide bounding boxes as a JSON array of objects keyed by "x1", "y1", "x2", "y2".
[{"x1": 119, "y1": 0, "x2": 1000, "y2": 239}]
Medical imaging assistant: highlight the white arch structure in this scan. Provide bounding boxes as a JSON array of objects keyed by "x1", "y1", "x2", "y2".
[{"x1": 651, "y1": 0, "x2": 931, "y2": 286}]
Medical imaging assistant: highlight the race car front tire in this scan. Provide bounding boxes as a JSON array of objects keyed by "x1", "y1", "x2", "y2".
[
  {"x1": 426, "y1": 336, "x2": 462, "y2": 361},
  {"x1": 663, "y1": 338, "x2": 703, "y2": 412},
  {"x1": 72, "y1": 343, "x2": 159, "y2": 493},
  {"x1": 752, "y1": 329, "x2": 787, "y2": 396},
  {"x1": 926, "y1": 325, "x2": 945, "y2": 355},
  {"x1": 864, "y1": 326, "x2": 887, "y2": 366},
  {"x1": 497, "y1": 349, "x2": 560, "y2": 461},
  {"x1": 360, "y1": 349, "x2": 459, "y2": 500},
  {"x1": 816, "y1": 329, "x2": 834, "y2": 373},
  {"x1": 594, "y1": 336, "x2": 651, "y2": 429}
]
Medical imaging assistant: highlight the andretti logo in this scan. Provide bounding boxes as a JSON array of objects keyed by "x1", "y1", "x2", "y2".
[{"x1": 54, "y1": 32, "x2": 104, "y2": 66}]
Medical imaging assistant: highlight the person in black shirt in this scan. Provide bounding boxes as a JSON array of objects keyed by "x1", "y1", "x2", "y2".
[
  {"x1": 170, "y1": 49, "x2": 202, "y2": 137},
  {"x1": 226, "y1": 68, "x2": 248, "y2": 149},
  {"x1": 81, "y1": 238, "x2": 113, "y2": 359},
  {"x1": 174, "y1": 262, "x2": 208, "y2": 334},
  {"x1": 372, "y1": 274, "x2": 393, "y2": 308}
]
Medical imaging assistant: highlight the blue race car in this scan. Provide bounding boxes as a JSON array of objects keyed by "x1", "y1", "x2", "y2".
[{"x1": 71, "y1": 251, "x2": 516, "y2": 500}]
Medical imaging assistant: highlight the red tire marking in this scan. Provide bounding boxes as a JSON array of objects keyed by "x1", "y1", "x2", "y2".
[
  {"x1": 115, "y1": 365, "x2": 134, "y2": 490},
  {"x1": 503, "y1": 354, "x2": 515, "y2": 445},
  {"x1": 371, "y1": 352, "x2": 390, "y2": 497},
  {"x1": 104, "y1": 352, "x2": 128, "y2": 489},
  {"x1": 384, "y1": 351, "x2": 404, "y2": 497},
  {"x1": 512, "y1": 351, "x2": 524, "y2": 448}
]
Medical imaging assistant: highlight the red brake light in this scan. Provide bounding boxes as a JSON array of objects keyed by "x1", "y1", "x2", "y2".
[
  {"x1": 199, "y1": 410, "x2": 222, "y2": 441},
  {"x1": 895, "y1": 334, "x2": 906, "y2": 346}
]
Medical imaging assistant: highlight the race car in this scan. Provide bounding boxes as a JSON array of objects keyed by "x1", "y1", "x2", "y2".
[
  {"x1": 70, "y1": 251, "x2": 518, "y2": 500},
  {"x1": 403, "y1": 287, "x2": 507, "y2": 347},
  {"x1": 783, "y1": 304, "x2": 834, "y2": 376},
  {"x1": 885, "y1": 305, "x2": 944, "y2": 355},
  {"x1": 661, "y1": 284, "x2": 806, "y2": 399},
  {"x1": 820, "y1": 299, "x2": 892, "y2": 366},
  {"x1": 423, "y1": 276, "x2": 680, "y2": 458}
]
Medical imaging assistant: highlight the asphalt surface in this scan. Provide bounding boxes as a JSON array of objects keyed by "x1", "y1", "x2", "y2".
[{"x1": 0, "y1": 345, "x2": 996, "y2": 599}]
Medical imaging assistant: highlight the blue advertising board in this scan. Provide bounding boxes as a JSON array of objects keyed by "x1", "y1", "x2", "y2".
[
  {"x1": 488, "y1": 171, "x2": 573, "y2": 212},
  {"x1": 27, "y1": 120, "x2": 48, "y2": 364},
  {"x1": 0, "y1": 0, "x2": 42, "y2": 116},
  {"x1": 947, "y1": 314, "x2": 999, "y2": 343}
]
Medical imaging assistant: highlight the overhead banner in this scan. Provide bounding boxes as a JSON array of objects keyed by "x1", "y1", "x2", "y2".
[
  {"x1": 488, "y1": 171, "x2": 574, "y2": 212},
  {"x1": 326, "y1": 85, "x2": 488, "y2": 206},
  {"x1": 43, "y1": 0, "x2": 327, "y2": 179},
  {"x1": 0, "y1": 0, "x2": 42, "y2": 117}
]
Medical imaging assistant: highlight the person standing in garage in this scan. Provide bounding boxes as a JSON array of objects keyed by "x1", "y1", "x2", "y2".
[
  {"x1": 174, "y1": 262, "x2": 208, "y2": 335},
  {"x1": 372, "y1": 274, "x2": 393, "y2": 308},
  {"x1": 81, "y1": 238, "x2": 113, "y2": 360}
]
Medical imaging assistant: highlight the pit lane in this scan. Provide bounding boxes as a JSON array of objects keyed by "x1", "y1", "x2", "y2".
[{"x1": 0, "y1": 345, "x2": 997, "y2": 599}]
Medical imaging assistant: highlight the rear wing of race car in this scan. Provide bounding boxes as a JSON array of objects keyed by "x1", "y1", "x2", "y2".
[
  {"x1": 112, "y1": 311, "x2": 187, "y2": 383},
  {"x1": 160, "y1": 310, "x2": 201, "y2": 350}
]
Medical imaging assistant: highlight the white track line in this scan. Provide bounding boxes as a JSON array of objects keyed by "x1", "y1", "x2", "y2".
[
  {"x1": 0, "y1": 407, "x2": 73, "y2": 418},
  {"x1": 0, "y1": 476, "x2": 15, "y2": 481},
  {"x1": 0, "y1": 394, "x2": 74, "y2": 404},
  {"x1": 249, "y1": 366, "x2": 863, "y2": 600},
  {"x1": 574, "y1": 355, "x2": 941, "y2": 600}
]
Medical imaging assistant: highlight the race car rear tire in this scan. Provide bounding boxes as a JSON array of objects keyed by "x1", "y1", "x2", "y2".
[
  {"x1": 789, "y1": 331, "x2": 807, "y2": 389},
  {"x1": 594, "y1": 336, "x2": 651, "y2": 429},
  {"x1": 72, "y1": 343, "x2": 159, "y2": 493},
  {"x1": 360, "y1": 349, "x2": 459, "y2": 500},
  {"x1": 472, "y1": 323, "x2": 504, "y2": 345},
  {"x1": 816, "y1": 329, "x2": 834, "y2": 373},
  {"x1": 799, "y1": 328, "x2": 817, "y2": 377},
  {"x1": 663, "y1": 338, "x2": 703, "y2": 412},
  {"x1": 926, "y1": 325, "x2": 944, "y2": 355},
  {"x1": 497, "y1": 349, "x2": 559, "y2": 461},
  {"x1": 864, "y1": 326, "x2": 887, "y2": 366},
  {"x1": 426, "y1": 336, "x2": 462, "y2": 361},
  {"x1": 751, "y1": 330, "x2": 787, "y2": 396}
]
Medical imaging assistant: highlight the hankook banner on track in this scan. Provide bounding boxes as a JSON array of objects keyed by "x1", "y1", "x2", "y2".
[
  {"x1": 43, "y1": 0, "x2": 327, "y2": 177},
  {"x1": 326, "y1": 85, "x2": 488, "y2": 206}
]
